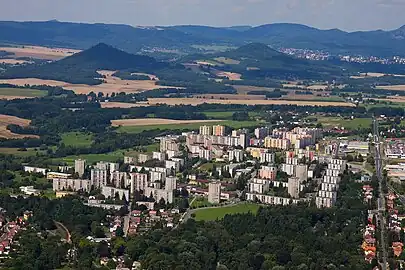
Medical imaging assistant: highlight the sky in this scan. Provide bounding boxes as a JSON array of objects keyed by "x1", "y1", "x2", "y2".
[{"x1": 0, "y1": 0, "x2": 403, "y2": 31}]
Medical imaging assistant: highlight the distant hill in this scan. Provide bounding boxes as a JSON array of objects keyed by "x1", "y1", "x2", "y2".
[
  {"x1": 1, "y1": 21, "x2": 405, "y2": 57},
  {"x1": 0, "y1": 43, "x2": 167, "y2": 84},
  {"x1": 186, "y1": 43, "x2": 345, "y2": 81}
]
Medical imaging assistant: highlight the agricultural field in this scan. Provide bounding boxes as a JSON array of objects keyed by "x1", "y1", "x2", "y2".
[
  {"x1": 232, "y1": 85, "x2": 275, "y2": 95},
  {"x1": 111, "y1": 118, "x2": 224, "y2": 127},
  {"x1": 0, "y1": 59, "x2": 33, "y2": 65},
  {"x1": 60, "y1": 132, "x2": 94, "y2": 147},
  {"x1": 376, "y1": 85, "x2": 405, "y2": 91},
  {"x1": 0, "y1": 87, "x2": 47, "y2": 99},
  {"x1": 115, "y1": 120, "x2": 260, "y2": 134},
  {"x1": 194, "y1": 203, "x2": 260, "y2": 221},
  {"x1": 0, "y1": 45, "x2": 80, "y2": 60},
  {"x1": 144, "y1": 98, "x2": 354, "y2": 107},
  {"x1": 311, "y1": 116, "x2": 372, "y2": 130},
  {"x1": 0, "y1": 70, "x2": 181, "y2": 96},
  {"x1": 0, "y1": 114, "x2": 38, "y2": 139},
  {"x1": 216, "y1": 71, "x2": 242, "y2": 80}
]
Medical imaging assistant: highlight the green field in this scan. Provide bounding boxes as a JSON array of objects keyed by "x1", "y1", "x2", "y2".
[
  {"x1": 313, "y1": 116, "x2": 372, "y2": 130},
  {"x1": 116, "y1": 120, "x2": 261, "y2": 134},
  {"x1": 51, "y1": 143, "x2": 159, "y2": 166},
  {"x1": 0, "y1": 147, "x2": 45, "y2": 157},
  {"x1": 60, "y1": 132, "x2": 94, "y2": 147},
  {"x1": 194, "y1": 203, "x2": 260, "y2": 221},
  {"x1": 0, "y1": 87, "x2": 47, "y2": 97}
]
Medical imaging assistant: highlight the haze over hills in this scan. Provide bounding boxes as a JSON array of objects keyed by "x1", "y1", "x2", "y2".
[{"x1": 1, "y1": 21, "x2": 405, "y2": 57}]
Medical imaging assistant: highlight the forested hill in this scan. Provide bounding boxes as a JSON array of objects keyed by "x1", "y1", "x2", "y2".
[
  {"x1": 184, "y1": 43, "x2": 346, "y2": 81},
  {"x1": 1, "y1": 20, "x2": 405, "y2": 56},
  {"x1": 0, "y1": 43, "x2": 168, "y2": 85}
]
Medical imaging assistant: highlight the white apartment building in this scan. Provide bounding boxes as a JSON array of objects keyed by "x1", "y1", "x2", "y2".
[
  {"x1": 53, "y1": 178, "x2": 91, "y2": 192},
  {"x1": 228, "y1": 149, "x2": 244, "y2": 163},
  {"x1": 91, "y1": 169, "x2": 108, "y2": 189},
  {"x1": 153, "y1": 152, "x2": 166, "y2": 161},
  {"x1": 110, "y1": 171, "x2": 129, "y2": 188},
  {"x1": 288, "y1": 177, "x2": 301, "y2": 199},
  {"x1": 101, "y1": 186, "x2": 129, "y2": 201},
  {"x1": 129, "y1": 172, "x2": 149, "y2": 192},
  {"x1": 259, "y1": 152, "x2": 275, "y2": 164},
  {"x1": 199, "y1": 125, "x2": 212, "y2": 136},
  {"x1": 74, "y1": 159, "x2": 86, "y2": 177},
  {"x1": 208, "y1": 182, "x2": 221, "y2": 204}
]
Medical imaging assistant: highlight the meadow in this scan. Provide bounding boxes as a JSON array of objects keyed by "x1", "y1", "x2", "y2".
[{"x1": 194, "y1": 203, "x2": 260, "y2": 221}]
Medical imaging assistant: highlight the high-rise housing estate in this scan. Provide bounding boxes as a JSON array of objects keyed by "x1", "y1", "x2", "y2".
[
  {"x1": 208, "y1": 182, "x2": 221, "y2": 204},
  {"x1": 199, "y1": 125, "x2": 212, "y2": 136},
  {"x1": 295, "y1": 164, "x2": 308, "y2": 182},
  {"x1": 90, "y1": 169, "x2": 108, "y2": 189},
  {"x1": 288, "y1": 177, "x2": 301, "y2": 199},
  {"x1": 74, "y1": 159, "x2": 86, "y2": 177},
  {"x1": 255, "y1": 127, "x2": 269, "y2": 139},
  {"x1": 213, "y1": 125, "x2": 225, "y2": 136},
  {"x1": 165, "y1": 176, "x2": 177, "y2": 192},
  {"x1": 159, "y1": 136, "x2": 181, "y2": 152}
]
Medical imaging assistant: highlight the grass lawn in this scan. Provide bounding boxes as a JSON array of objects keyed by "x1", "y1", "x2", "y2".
[
  {"x1": 0, "y1": 147, "x2": 45, "y2": 157},
  {"x1": 203, "y1": 111, "x2": 236, "y2": 119},
  {"x1": 0, "y1": 87, "x2": 47, "y2": 97},
  {"x1": 190, "y1": 197, "x2": 212, "y2": 208},
  {"x1": 60, "y1": 132, "x2": 94, "y2": 147},
  {"x1": 199, "y1": 162, "x2": 225, "y2": 172},
  {"x1": 313, "y1": 116, "x2": 372, "y2": 130},
  {"x1": 194, "y1": 203, "x2": 260, "y2": 221},
  {"x1": 116, "y1": 120, "x2": 261, "y2": 134}
]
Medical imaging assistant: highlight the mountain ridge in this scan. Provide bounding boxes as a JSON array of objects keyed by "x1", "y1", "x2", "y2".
[{"x1": 1, "y1": 20, "x2": 405, "y2": 56}]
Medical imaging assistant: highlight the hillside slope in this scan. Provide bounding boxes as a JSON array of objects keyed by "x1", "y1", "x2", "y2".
[{"x1": 0, "y1": 43, "x2": 167, "y2": 84}]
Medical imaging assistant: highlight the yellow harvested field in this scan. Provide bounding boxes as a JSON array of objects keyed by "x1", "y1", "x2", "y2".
[
  {"x1": 0, "y1": 70, "x2": 181, "y2": 95},
  {"x1": 0, "y1": 45, "x2": 80, "y2": 60},
  {"x1": 0, "y1": 114, "x2": 38, "y2": 139},
  {"x1": 350, "y1": 72, "x2": 405, "y2": 79},
  {"x1": 100, "y1": 102, "x2": 144, "y2": 109},
  {"x1": 111, "y1": 118, "x2": 224, "y2": 127},
  {"x1": 217, "y1": 71, "x2": 242, "y2": 81},
  {"x1": 0, "y1": 58, "x2": 33, "y2": 64},
  {"x1": 193, "y1": 94, "x2": 266, "y2": 100},
  {"x1": 376, "y1": 85, "x2": 405, "y2": 91},
  {"x1": 196, "y1": 61, "x2": 219, "y2": 66},
  {"x1": 144, "y1": 98, "x2": 354, "y2": 107},
  {"x1": 0, "y1": 95, "x2": 38, "y2": 100}
]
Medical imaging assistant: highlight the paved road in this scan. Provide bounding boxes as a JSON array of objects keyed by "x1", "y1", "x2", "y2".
[{"x1": 373, "y1": 118, "x2": 388, "y2": 270}]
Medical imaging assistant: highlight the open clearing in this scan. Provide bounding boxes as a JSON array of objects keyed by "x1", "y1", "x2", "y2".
[
  {"x1": 111, "y1": 118, "x2": 224, "y2": 127},
  {"x1": 0, "y1": 87, "x2": 47, "y2": 99},
  {"x1": 0, "y1": 45, "x2": 80, "y2": 60},
  {"x1": 61, "y1": 132, "x2": 94, "y2": 147},
  {"x1": 0, "y1": 114, "x2": 38, "y2": 139},
  {"x1": 216, "y1": 71, "x2": 242, "y2": 81},
  {"x1": 0, "y1": 70, "x2": 181, "y2": 95},
  {"x1": 310, "y1": 116, "x2": 372, "y2": 130},
  {"x1": 115, "y1": 120, "x2": 259, "y2": 134},
  {"x1": 214, "y1": 57, "x2": 240, "y2": 65},
  {"x1": 143, "y1": 98, "x2": 354, "y2": 107},
  {"x1": 194, "y1": 203, "x2": 260, "y2": 221}
]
